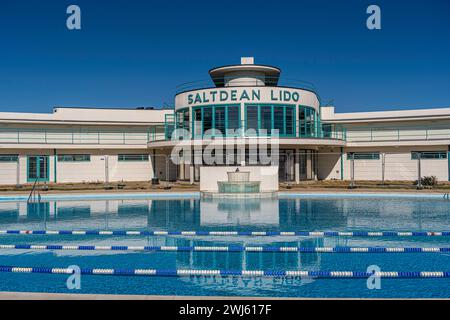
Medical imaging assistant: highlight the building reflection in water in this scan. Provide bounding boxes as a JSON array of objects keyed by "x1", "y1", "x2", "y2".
[
  {"x1": 0, "y1": 196, "x2": 446, "y2": 231},
  {"x1": 0, "y1": 196, "x2": 448, "y2": 292}
]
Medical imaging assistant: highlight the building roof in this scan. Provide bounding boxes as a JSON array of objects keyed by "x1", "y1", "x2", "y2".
[
  {"x1": 0, "y1": 107, "x2": 172, "y2": 126},
  {"x1": 209, "y1": 57, "x2": 281, "y2": 87},
  {"x1": 321, "y1": 106, "x2": 450, "y2": 123}
]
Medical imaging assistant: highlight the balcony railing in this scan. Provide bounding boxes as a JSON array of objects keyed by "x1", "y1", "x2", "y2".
[
  {"x1": 148, "y1": 121, "x2": 347, "y2": 142},
  {"x1": 346, "y1": 126, "x2": 450, "y2": 143},
  {"x1": 5, "y1": 126, "x2": 448, "y2": 146},
  {"x1": 0, "y1": 128, "x2": 154, "y2": 145},
  {"x1": 175, "y1": 76, "x2": 318, "y2": 94}
]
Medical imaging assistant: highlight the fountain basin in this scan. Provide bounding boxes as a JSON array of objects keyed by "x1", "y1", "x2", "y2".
[{"x1": 218, "y1": 181, "x2": 260, "y2": 193}]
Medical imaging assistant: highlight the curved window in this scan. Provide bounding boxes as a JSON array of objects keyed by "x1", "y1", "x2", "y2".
[
  {"x1": 245, "y1": 104, "x2": 296, "y2": 137},
  {"x1": 192, "y1": 105, "x2": 240, "y2": 138},
  {"x1": 175, "y1": 108, "x2": 190, "y2": 130},
  {"x1": 299, "y1": 106, "x2": 319, "y2": 138}
]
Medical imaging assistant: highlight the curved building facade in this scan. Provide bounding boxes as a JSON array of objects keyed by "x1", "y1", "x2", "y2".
[
  {"x1": 0, "y1": 57, "x2": 449, "y2": 187},
  {"x1": 154, "y1": 57, "x2": 347, "y2": 183}
]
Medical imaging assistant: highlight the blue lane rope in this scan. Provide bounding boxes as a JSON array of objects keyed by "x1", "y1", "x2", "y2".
[
  {"x1": 1, "y1": 244, "x2": 449, "y2": 253},
  {"x1": 1, "y1": 230, "x2": 449, "y2": 237},
  {"x1": 0, "y1": 266, "x2": 449, "y2": 278}
]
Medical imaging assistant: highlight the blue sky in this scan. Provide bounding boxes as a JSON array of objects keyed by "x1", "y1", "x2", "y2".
[{"x1": 0, "y1": 0, "x2": 449, "y2": 113}]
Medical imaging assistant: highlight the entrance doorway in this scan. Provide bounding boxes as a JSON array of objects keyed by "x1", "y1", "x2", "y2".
[
  {"x1": 279, "y1": 150, "x2": 295, "y2": 182},
  {"x1": 27, "y1": 156, "x2": 49, "y2": 182}
]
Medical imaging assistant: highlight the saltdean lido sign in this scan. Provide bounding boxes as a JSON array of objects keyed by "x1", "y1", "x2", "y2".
[{"x1": 187, "y1": 88, "x2": 301, "y2": 105}]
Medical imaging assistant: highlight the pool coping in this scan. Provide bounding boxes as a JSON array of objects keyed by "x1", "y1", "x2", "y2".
[
  {"x1": 0, "y1": 292, "x2": 445, "y2": 300},
  {"x1": 0, "y1": 190, "x2": 449, "y2": 202}
]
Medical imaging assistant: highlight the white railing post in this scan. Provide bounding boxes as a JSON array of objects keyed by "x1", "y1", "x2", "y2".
[{"x1": 417, "y1": 153, "x2": 422, "y2": 190}]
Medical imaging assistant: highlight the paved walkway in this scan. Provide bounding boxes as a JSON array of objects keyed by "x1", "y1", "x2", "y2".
[{"x1": 0, "y1": 292, "x2": 299, "y2": 300}]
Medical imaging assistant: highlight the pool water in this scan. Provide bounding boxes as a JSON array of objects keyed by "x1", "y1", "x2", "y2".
[{"x1": 0, "y1": 194, "x2": 449, "y2": 298}]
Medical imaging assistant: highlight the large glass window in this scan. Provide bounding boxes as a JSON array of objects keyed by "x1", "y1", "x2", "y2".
[
  {"x1": 175, "y1": 108, "x2": 190, "y2": 130},
  {"x1": 192, "y1": 105, "x2": 240, "y2": 138},
  {"x1": 194, "y1": 108, "x2": 202, "y2": 137},
  {"x1": 285, "y1": 107, "x2": 294, "y2": 135},
  {"x1": 299, "y1": 106, "x2": 319, "y2": 138},
  {"x1": 273, "y1": 106, "x2": 284, "y2": 135},
  {"x1": 227, "y1": 106, "x2": 240, "y2": 133},
  {"x1": 203, "y1": 108, "x2": 213, "y2": 134},
  {"x1": 215, "y1": 106, "x2": 226, "y2": 135},
  {"x1": 246, "y1": 107, "x2": 258, "y2": 133},
  {"x1": 260, "y1": 105, "x2": 272, "y2": 135},
  {"x1": 245, "y1": 104, "x2": 296, "y2": 137}
]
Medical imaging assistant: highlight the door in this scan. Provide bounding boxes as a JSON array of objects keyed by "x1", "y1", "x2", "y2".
[
  {"x1": 279, "y1": 150, "x2": 295, "y2": 182},
  {"x1": 27, "y1": 156, "x2": 49, "y2": 182}
]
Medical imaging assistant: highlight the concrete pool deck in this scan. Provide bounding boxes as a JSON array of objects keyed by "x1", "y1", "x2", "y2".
[
  {"x1": 0, "y1": 292, "x2": 306, "y2": 300},
  {"x1": 0, "y1": 292, "x2": 443, "y2": 300}
]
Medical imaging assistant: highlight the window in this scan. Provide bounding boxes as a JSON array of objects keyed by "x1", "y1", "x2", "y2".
[
  {"x1": 273, "y1": 106, "x2": 284, "y2": 135},
  {"x1": 118, "y1": 154, "x2": 149, "y2": 161},
  {"x1": 227, "y1": 106, "x2": 240, "y2": 132},
  {"x1": 194, "y1": 108, "x2": 202, "y2": 137},
  {"x1": 192, "y1": 105, "x2": 241, "y2": 137},
  {"x1": 215, "y1": 106, "x2": 226, "y2": 135},
  {"x1": 202, "y1": 108, "x2": 213, "y2": 133},
  {"x1": 58, "y1": 154, "x2": 90, "y2": 162},
  {"x1": 175, "y1": 108, "x2": 189, "y2": 130},
  {"x1": 246, "y1": 106, "x2": 258, "y2": 132},
  {"x1": 0, "y1": 155, "x2": 18, "y2": 162},
  {"x1": 299, "y1": 106, "x2": 318, "y2": 137},
  {"x1": 347, "y1": 152, "x2": 380, "y2": 160},
  {"x1": 322, "y1": 124, "x2": 332, "y2": 138},
  {"x1": 260, "y1": 105, "x2": 272, "y2": 135},
  {"x1": 411, "y1": 151, "x2": 447, "y2": 160},
  {"x1": 285, "y1": 107, "x2": 294, "y2": 135},
  {"x1": 245, "y1": 104, "x2": 296, "y2": 137}
]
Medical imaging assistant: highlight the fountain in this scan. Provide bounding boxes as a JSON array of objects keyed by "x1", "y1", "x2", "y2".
[
  {"x1": 201, "y1": 168, "x2": 277, "y2": 199},
  {"x1": 218, "y1": 168, "x2": 260, "y2": 194}
]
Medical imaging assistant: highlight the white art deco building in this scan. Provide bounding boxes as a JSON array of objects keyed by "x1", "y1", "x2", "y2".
[{"x1": 0, "y1": 58, "x2": 449, "y2": 187}]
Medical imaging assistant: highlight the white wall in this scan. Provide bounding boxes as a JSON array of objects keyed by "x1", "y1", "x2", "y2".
[
  {"x1": 108, "y1": 155, "x2": 152, "y2": 182},
  {"x1": 318, "y1": 152, "x2": 341, "y2": 180},
  {"x1": 0, "y1": 162, "x2": 18, "y2": 184},
  {"x1": 0, "y1": 150, "x2": 158, "y2": 185},
  {"x1": 57, "y1": 152, "x2": 106, "y2": 183},
  {"x1": 343, "y1": 146, "x2": 449, "y2": 181}
]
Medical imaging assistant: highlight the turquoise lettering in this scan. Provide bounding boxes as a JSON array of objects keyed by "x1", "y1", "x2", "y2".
[
  {"x1": 240, "y1": 90, "x2": 250, "y2": 101},
  {"x1": 230, "y1": 90, "x2": 237, "y2": 101},
  {"x1": 252, "y1": 90, "x2": 260, "y2": 101},
  {"x1": 271, "y1": 90, "x2": 278, "y2": 101},
  {"x1": 202, "y1": 92, "x2": 210, "y2": 103},
  {"x1": 220, "y1": 91, "x2": 229, "y2": 101},
  {"x1": 210, "y1": 91, "x2": 217, "y2": 102}
]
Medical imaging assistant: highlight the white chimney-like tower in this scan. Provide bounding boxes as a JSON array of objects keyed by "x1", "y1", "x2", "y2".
[
  {"x1": 209, "y1": 57, "x2": 280, "y2": 87},
  {"x1": 240, "y1": 57, "x2": 255, "y2": 65}
]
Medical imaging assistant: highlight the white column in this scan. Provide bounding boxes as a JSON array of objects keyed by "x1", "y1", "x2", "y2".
[
  {"x1": 189, "y1": 165, "x2": 194, "y2": 184},
  {"x1": 295, "y1": 149, "x2": 300, "y2": 183}
]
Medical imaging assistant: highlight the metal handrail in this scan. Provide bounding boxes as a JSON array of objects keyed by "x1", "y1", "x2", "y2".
[
  {"x1": 27, "y1": 178, "x2": 41, "y2": 204},
  {"x1": 175, "y1": 76, "x2": 318, "y2": 94}
]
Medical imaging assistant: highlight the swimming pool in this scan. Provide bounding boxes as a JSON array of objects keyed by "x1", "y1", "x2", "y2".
[{"x1": 0, "y1": 193, "x2": 449, "y2": 298}]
